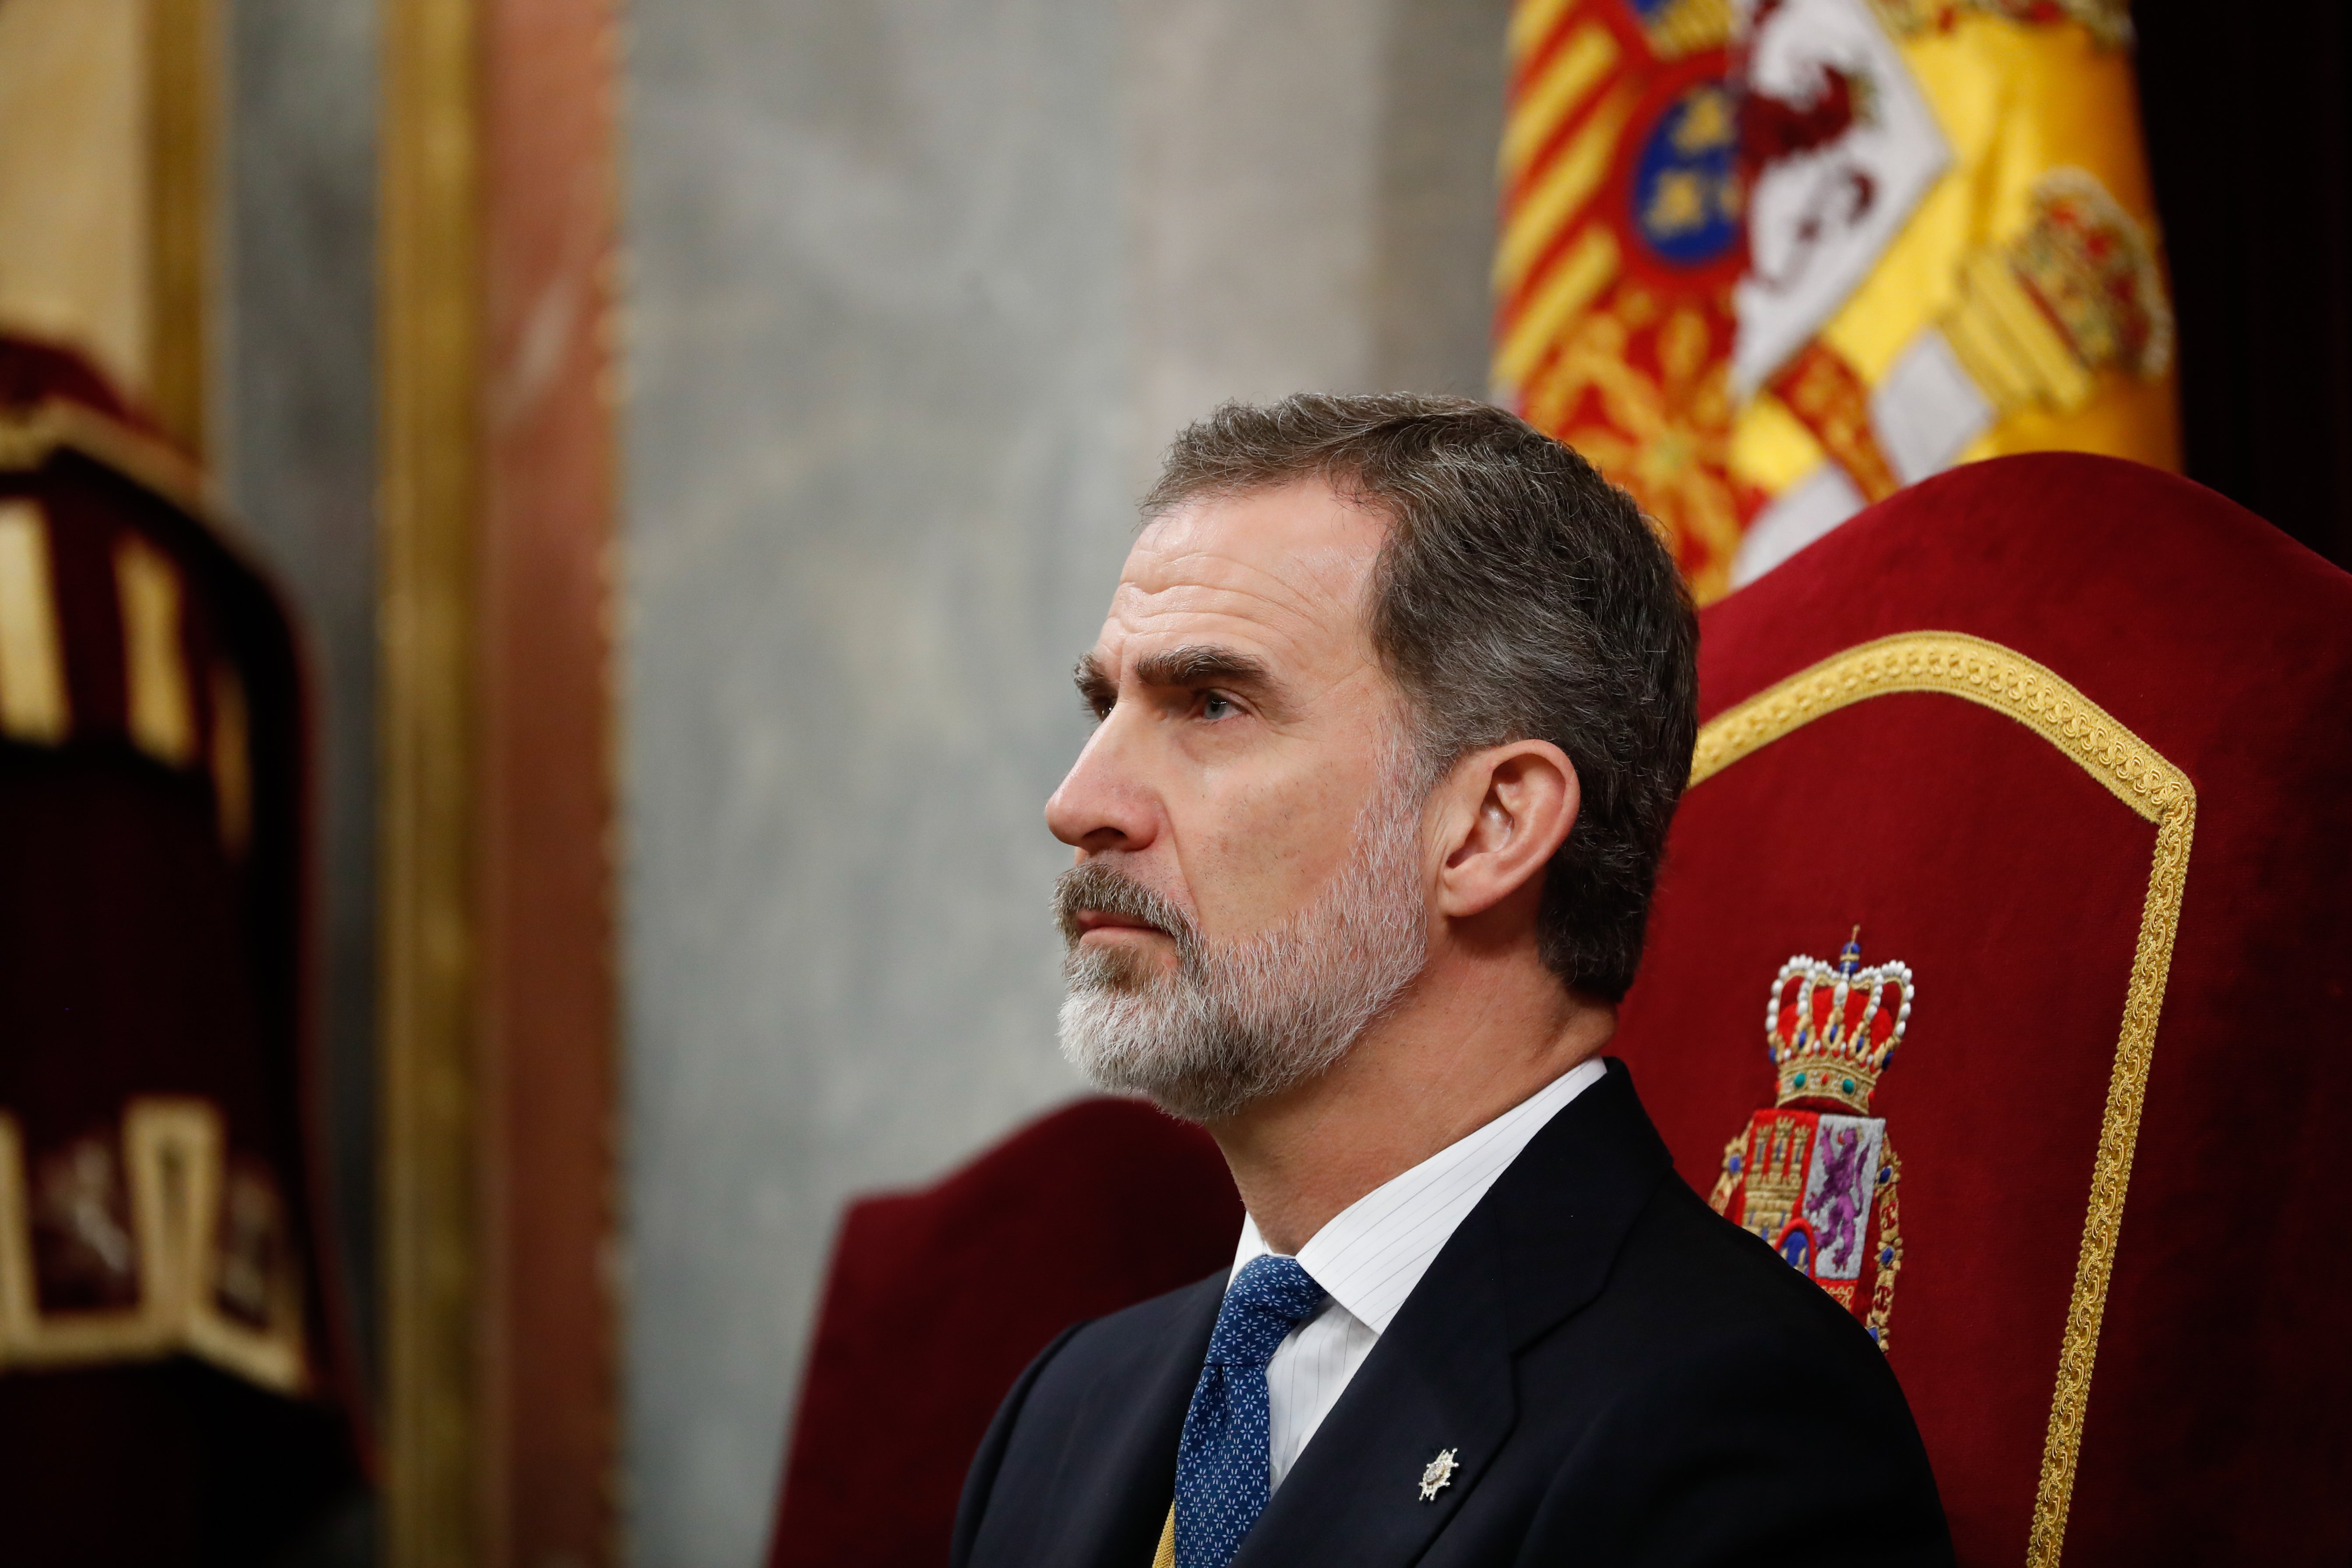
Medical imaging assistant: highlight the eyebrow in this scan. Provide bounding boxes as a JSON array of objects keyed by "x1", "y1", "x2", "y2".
[
  {"x1": 1074, "y1": 654, "x2": 1116, "y2": 713},
  {"x1": 1135, "y1": 644, "x2": 1277, "y2": 692},
  {"x1": 1071, "y1": 644, "x2": 1293, "y2": 715}
]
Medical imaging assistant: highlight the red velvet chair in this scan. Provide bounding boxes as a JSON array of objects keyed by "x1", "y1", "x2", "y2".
[
  {"x1": 767, "y1": 1096, "x2": 1242, "y2": 1568},
  {"x1": 1612, "y1": 453, "x2": 2352, "y2": 1565},
  {"x1": 0, "y1": 336, "x2": 367, "y2": 1561}
]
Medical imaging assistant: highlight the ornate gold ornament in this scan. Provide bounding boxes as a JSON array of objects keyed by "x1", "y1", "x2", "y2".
[{"x1": 1710, "y1": 932, "x2": 1911, "y2": 1343}]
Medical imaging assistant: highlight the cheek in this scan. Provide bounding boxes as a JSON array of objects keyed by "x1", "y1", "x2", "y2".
[{"x1": 1168, "y1": 757, "x2": 1372, "y2": 933}]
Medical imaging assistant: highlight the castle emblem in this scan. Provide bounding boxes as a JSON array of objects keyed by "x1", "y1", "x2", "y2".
[{"x1": 1709, "y1": 931, "x2": 1912, "y2": 1349}]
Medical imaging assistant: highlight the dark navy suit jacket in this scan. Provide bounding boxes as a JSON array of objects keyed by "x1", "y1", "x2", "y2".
[{"x1": 952, "y1": 1060, "x2": 1953, "y2": 1567}]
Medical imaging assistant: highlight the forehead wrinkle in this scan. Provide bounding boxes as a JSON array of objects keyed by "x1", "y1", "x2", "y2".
[
  {"x1": 1102, "y1": 484, "x2": 1389, "y2": 700},
  {"x1": 1107, "y1": 555, "x2": 1373, "y2": 675},
  {"x1": 1125, "y1": 536, "x2": 1372, "y2": 628},
  {"x1": 1104, "y1": 597, "x2": 1338, "y2": 688}
]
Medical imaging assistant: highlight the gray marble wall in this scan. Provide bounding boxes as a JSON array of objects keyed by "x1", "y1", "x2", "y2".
[
  {"x1": 620, "y1": 2, "x2": 1507, "y2": 1563},
  {"x1": 223, "y1": 0, "x2": 381, "y2": 1388},
  {"x1": 220, "y1": 5, "x2": 380, "y2": 1560}
]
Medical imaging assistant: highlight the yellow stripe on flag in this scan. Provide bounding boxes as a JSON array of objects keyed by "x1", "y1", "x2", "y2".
[
  {"x1": 1507, "y1": 0, "x2": 1576, "y2": 67},
  {"x1": 1499, "y1": 23, "x2": 1621, "y2": 187},
  {"x1": 1494, "y1": 88, "x2": 1633, "y2": 300},
  {"x1": 1495, "y1": 224, "x2": 1620, "y2": 392}
]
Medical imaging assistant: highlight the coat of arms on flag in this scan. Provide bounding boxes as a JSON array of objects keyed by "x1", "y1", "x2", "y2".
[
  {"x1": 1709, "y1": 933, "x2": 1912, "y2": 1346},
  {"x1": 1495, "y1": 0, "x2": 1754, "y2": 600},
  {"x1": 1496, "y1": 0, "x2": 2176, "y2": 603}
]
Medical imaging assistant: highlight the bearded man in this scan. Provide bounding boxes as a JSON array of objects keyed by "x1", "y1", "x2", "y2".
[{"x1": 953, "y1": 395, "x2": 1952, "y2": 1568}]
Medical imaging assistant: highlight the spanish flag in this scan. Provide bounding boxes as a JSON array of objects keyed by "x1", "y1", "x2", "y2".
[{"x1": 1494, "y1": 0, "x2": 2177, "y2": 603}]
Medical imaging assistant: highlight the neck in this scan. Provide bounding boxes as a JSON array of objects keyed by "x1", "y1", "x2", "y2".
[{"x1": 1204, "y1": 944, "x2": 1616, "y2": 1256}]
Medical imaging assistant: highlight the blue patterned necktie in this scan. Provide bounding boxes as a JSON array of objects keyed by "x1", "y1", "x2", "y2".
[{"x1": 1174, "y1": 1254, "x2": 1327, "y2": 1568}]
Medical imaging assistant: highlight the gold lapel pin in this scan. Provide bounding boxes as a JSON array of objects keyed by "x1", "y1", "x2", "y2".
[{"x1": 1417, "y1": 1448, "x2": 1460, "y2": 1502}]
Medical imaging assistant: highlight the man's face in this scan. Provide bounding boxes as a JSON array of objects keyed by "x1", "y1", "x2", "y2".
[{"x1": 1046, "y1": 478, "x2": 1432, "y2": 1119}]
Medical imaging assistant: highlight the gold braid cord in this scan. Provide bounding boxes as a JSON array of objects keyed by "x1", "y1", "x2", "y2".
[
  {"x1": 0, "y1": 400, "x2": 218, "y2": 520},
  {"x1": 0, "y1": 401, "x2": 288, "y2": 593},
  {"x1": 0, "y1": 1101, "x2": 307, "y2": 1393},
  {"x1": 1691, "y1": 632, "x2": 2195, "y2": 1568}
]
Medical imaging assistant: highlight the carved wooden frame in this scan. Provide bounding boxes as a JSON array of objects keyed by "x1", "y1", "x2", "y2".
[{"x1": 379, "y1": 1, "x2": 622, "y2": 1563}]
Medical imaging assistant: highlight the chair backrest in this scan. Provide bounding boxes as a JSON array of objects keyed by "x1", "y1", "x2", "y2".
[
  {"x1": 0, "y1": 335, "x2": 367, "y2": 1561},
  {"x1": 768, "y1": 1096, "x2": 1241, "y2": 1568},
  {"x1": 1612, "y1": 452, "x2": 2352, "y2": 1566}
]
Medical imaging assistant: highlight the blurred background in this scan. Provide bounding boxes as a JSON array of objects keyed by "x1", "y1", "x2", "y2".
[{"x1": 0, "y1": 0, "x2": 2341, "y2": 1564}]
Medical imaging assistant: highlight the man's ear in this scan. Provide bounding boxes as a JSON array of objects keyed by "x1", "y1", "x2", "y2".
[{"x1": 1432, "y1": 740, "x2": 1580, "y2": 922}]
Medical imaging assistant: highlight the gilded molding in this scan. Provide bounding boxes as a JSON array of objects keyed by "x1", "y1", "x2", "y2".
[
  {"x1": 380, "y1": 0, "x2": 484, "y2": 1563},
  {"x1": 1691, "y1": 631, "x2": 2196, "y2": 1568},
  {"x1": 145, "y1": 0, "x2": 220, "y2": 462}
]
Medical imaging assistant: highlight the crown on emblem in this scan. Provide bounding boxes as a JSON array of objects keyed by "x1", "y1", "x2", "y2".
[{"x1": 1765, "y1": 930, "x2": 1914, "y2": 1113}]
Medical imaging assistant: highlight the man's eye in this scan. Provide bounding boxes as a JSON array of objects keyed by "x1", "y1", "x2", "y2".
[{"x1": 1201, "y1": 692, "x2": 1238, "y2": 721}]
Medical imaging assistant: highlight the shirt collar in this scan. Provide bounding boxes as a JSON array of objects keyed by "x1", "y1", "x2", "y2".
[{"x1": 1230, "y1": 1055, "x2": 1607, "y2": 1334}]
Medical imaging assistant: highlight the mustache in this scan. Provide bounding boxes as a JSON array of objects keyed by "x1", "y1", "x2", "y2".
[{"x1": 1053, "y1": 861, "x2": 1200, "y2": 956}]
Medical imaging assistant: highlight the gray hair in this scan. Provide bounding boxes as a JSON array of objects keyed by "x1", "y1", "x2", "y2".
[{"x1": 1143, "y1": 392, "x2": 1697, "y2": 1001}]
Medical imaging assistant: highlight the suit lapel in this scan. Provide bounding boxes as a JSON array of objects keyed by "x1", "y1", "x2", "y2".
[
  {"x1": 1044, "y1": 1274, "x2": 1222, "y2": 1568},
  {"x1": 1231, "y1": 1200, "x2": 1517, "y2": 1568},
  {"x1": 1231, "y1": 1060, "x2": 1675, "y2": 1568},
  {"x1": 1491, "y1": 1060, "x2": 1676, "y2": 1351}
]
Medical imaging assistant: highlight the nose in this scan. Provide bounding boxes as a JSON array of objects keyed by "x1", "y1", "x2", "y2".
[{"x1": 1045, "y1": 713, "x2": 1160, "y2": 853}]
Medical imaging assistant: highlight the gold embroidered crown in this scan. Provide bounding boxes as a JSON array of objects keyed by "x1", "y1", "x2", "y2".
[{"x1": 1765, "y1": 930, "x2": 1913, "y2": 1113}]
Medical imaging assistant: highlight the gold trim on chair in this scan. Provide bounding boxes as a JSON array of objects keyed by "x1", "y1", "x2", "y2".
[
  {"x1": 0, "y1": 499, "x2": 70, "y2": 744},
  {"x1": 1691, "y1": 631, "x2": 2195, "y2": 1568},
  {"x1": 114, "y1": 531, "x2": 198, "y2": 766},
  {"x1": 0, "y1": 398, "x2": 219, "y2": 521},
  {"x1": 0, "y1": 1100, "x2": 307, "y2": 1393}
]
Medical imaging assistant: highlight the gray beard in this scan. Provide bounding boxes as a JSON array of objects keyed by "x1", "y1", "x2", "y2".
[{"x1": 1053, "y1": 764, "x2": 1430, "y2": 1122}]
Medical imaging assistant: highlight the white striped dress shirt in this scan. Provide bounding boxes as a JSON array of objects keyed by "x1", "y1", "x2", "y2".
[{"x1": 1230, "y1": 1055, "x2": 1608, "y2": 1490}]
